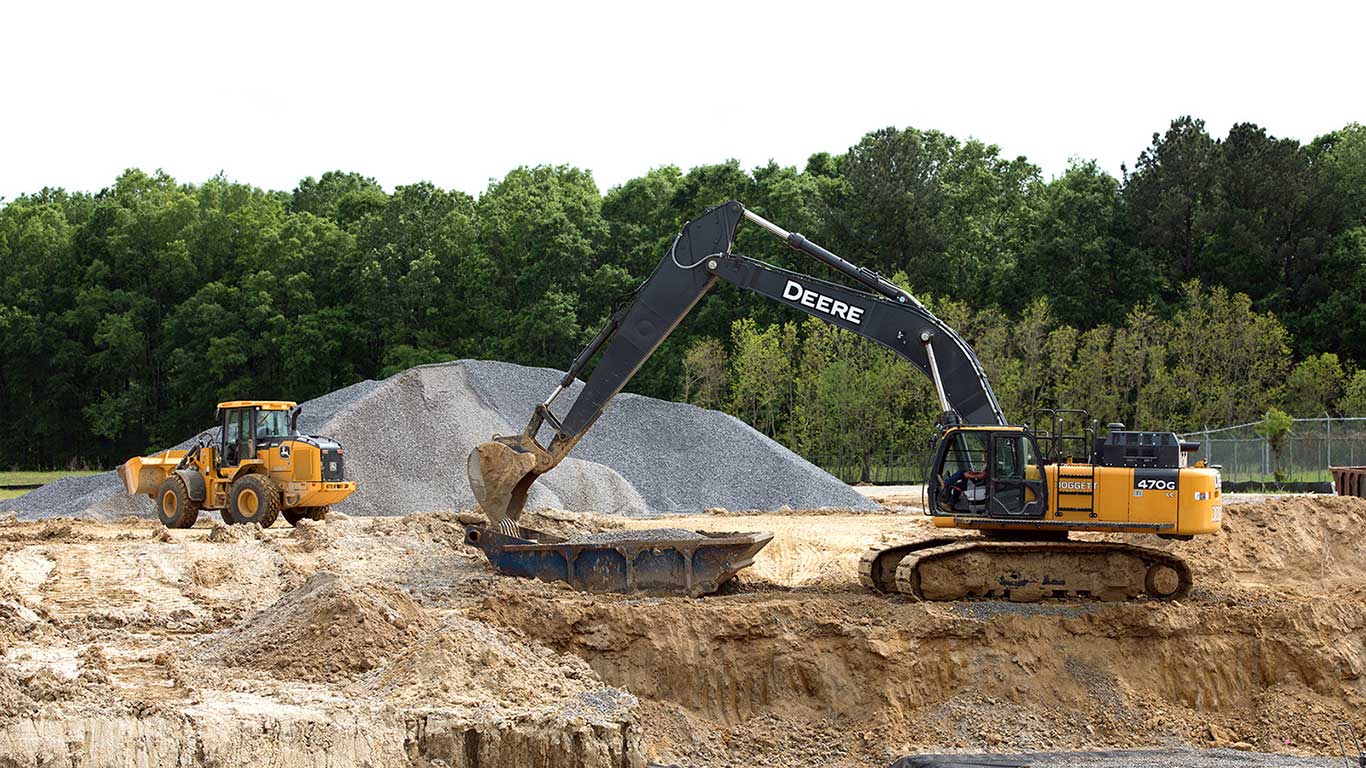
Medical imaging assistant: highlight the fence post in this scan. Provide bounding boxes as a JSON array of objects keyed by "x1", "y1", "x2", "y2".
[{"x1": 1327, "y1": 412, "x2": 1332, "y2": 468}]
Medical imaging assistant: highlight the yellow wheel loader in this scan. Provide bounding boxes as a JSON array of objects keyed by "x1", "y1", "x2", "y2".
[{"x1": 121, "y1": 401, "x2": 356, "y2": 529}]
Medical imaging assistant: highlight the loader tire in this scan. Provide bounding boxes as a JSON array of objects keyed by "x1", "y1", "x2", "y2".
[
  {"x1": 228, "y1": 474, "x2": 281, "y2": 528},
  {"x1": 156, "y1": 475, "x2": 200, "y2": 529},
  {"x1": 283, "y1": 506, "x2": 328, "y2": 526}
]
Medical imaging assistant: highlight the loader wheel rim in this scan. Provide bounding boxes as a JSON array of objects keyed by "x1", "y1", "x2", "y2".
[
  {"x1": 161, "y1": 490, "x2": 177, "y2": 518},
  {"x1": 240, "y1": 489, "x2": 259, "y2": 517}
]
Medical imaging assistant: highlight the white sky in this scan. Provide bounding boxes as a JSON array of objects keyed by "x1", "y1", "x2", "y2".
[{"x1": 1, "y1": 0, "x2": 1361, "y2": 202}]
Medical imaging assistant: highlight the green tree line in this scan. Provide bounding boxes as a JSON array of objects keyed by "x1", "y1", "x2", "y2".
[{"x1": 2, "y1": 117, "x2": 1365, "y2": 470}]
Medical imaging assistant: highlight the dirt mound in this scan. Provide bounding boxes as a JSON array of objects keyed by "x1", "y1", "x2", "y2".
[
  {"x1": 478, "y1": 502, "x2": 1366, "y2": 759},
  {"x1": 0, "y1": 645, "x2": 121, "y2": 724},
  {"x1": 351, "y1": 613, "x2": 644, "y2": 766},
  {"x1": 1193, "y1": 496, "x2": 1366, "y2": 591},
  {"x1": 207, "y1": 522, "x2": 265, "y2": 543},
  {"x1": 354, "y1": 614, "x2": 632, "y2": 719},
  {"x1": 195, "y1": 572, "x2": 433, "y2": 682},
  {"x1": 3, "y1": 502, "x2": 1362, "y2": 767}
]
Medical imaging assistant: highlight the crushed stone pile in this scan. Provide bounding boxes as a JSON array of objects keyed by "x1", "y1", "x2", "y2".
[
  {"x1": 565, "y1": 528, "x2": 705, "y2": 545},
  {"x1": 459, "y1": 359, "x2": 873, "y2": 513},
  {"x1": 192, "y1": 572, "x2": 434, "y2": 683},
  {"x1": 9, "y1": 359, "x2": 874, "y2": 521}
]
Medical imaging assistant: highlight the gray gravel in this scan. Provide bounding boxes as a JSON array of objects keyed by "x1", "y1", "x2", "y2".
[
  {"x1": 458, "y1": 359, "x2": 876, "y2": 513},
  {"x1": 952, "y1": 602, "x2": 1101, "y2": 621},
  {"x1": 565, "y1": 528, "x2": 705, "y2": 545},
  {"x1": 558, "y1": 687, "x2": 638, "y2": 722},
  {"x1": 326, "y1": 362, "x2": 650, "y2": 517},
  {"x1": 894, "y1": 749, "x2": 1341, "y2": 767},
  {"x1": 8, "y1": 360, "x2": 871, "y2": 520}
]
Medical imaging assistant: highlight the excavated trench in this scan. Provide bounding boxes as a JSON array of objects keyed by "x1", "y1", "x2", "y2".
[
  {"x1": 473, "y1": 585, "x2": 1366, "y2": 759},
  {"x1": 1, "y1": 498, "x2": 1364, "y2": 767},
  {"x1": 469, "y1": 497, "x2": 1366, "y2": 764}
]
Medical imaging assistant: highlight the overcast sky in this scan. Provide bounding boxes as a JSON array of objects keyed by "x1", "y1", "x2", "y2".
[{"x1": 2, "y1": 0, "x2": 1361, "y2": 202}]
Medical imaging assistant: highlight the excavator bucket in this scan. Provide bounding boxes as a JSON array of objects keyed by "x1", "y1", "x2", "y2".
[{"x1": 467, "y1": 439, "x2": 540, "y2": 530}]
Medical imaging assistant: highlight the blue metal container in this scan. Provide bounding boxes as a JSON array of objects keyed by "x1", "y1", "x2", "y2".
[{"x1": 464, "y1": 524, "x2": 773, "y2": 596}]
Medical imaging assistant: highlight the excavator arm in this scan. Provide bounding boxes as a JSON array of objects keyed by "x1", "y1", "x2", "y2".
[{"x1": 468, "y1": 200, "x2": 1006, "y2": 527}]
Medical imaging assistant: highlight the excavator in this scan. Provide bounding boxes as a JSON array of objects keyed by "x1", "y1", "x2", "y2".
[{"x1": 466, "y1": 200, "x2": 1223, "y2": 600}]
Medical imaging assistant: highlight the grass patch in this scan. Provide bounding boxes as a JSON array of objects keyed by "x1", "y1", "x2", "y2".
[
  {"x1": 0, "y1": 470, "x2": 103, "y2": 487},
  {"x1": 0, "y1": 488, "x2": 29, "y2": 500}
]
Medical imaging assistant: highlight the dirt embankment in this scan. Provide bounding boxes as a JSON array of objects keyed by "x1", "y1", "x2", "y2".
[
  {"x1": 0, "y1": 497, "x2": 1363, "y2": 767},
  {"x1": 488, "y1": 497, "x2": 1366, "y2": 766},
  {"x1": 0, "y1": 511, "x2": 643, "y2": 768}
]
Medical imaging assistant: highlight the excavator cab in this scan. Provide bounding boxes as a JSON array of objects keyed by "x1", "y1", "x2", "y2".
[{"x1": 928, "y1": 426, "x2": 1048, "y2": 519}]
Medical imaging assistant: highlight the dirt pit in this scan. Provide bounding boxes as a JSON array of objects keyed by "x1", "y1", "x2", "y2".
[{"x1": 0, "y1": 500, "x2": 1363, "y2": 767}]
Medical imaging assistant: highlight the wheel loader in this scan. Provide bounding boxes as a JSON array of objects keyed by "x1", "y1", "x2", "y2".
[
  {"x1": 120, "y1": 400, "x2": 356, "y2": 529},
  {"x1": 466, "y1": 200, "x2": 1224, "y2": 601}
]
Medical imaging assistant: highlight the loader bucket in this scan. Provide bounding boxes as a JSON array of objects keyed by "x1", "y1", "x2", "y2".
[
  {"x1": 467, "y1": 439, "x2": 541, "y2": 528},
  {"x1": 119, "y1": 451, "x2": 185, "y2": 496}
]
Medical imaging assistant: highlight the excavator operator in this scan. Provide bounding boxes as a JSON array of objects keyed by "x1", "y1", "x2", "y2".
[{"x1": 944, "y1": 446, "x2": 988, "y2": 505}]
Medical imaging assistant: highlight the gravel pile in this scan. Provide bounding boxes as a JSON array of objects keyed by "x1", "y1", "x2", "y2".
[
  {"x1": 326, "y1": 362, "x2": 650, "y2": 517},
  {"x1": 8, "y1": 359, "x2": 873, "y2": 520},
  {"x1": 565, "y1": 528, "x2": 706, "y2": 545},
  {"x1": 558, "y1": 688, "x2": 638, "y2": 721},
  {"x1": 458, "y1": 359, "x2": 875, "y2": 513}
]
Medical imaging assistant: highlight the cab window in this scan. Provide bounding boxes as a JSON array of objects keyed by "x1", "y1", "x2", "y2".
[
  {"x1": 256, "y1": 410, "x2": 287, "y2": 439},
  {"x1": 991, "y1": 434, "x2": 1042, "y2": 481},
  {"x1": 224, "y1": 410, "x2": 250, "y2": 444},
  {"x1": 942, "y1": 431, "x2": 989, "y2": 476}
]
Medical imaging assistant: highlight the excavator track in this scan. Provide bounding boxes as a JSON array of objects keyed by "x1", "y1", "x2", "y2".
[
  {"x1": 862, "y1": 538, "x2": 1191, "y2": 602},
  {"x1": 858, "y1": 537, "x2": 961, "y2": 593}
]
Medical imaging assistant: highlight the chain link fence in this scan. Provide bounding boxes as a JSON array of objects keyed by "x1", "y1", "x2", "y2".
[
  {"x1": 1181, "y1": 417, "x2": 1366, "y2": 483},
  {"x1": 811, "y1": 417, "x2": 1366, "y2": 485},
  {"x1": 810, "y1": 451, "x2": 931, "y2": 485}
]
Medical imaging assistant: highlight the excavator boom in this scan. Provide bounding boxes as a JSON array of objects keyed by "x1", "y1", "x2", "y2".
[{"x1": 468, "y1": 200, "x2": 1004, "y2": 526}]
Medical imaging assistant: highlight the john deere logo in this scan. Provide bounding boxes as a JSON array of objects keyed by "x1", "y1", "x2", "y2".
[{"x1": 279, "y1": 444, "x2": 291, "y2": 459}]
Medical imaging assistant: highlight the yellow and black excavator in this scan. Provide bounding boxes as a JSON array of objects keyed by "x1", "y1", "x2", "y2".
[{"x1": 467, "y1": 201, "x2": 1222, "y2": 600}]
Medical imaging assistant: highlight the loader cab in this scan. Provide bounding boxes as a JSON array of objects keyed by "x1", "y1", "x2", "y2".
[
  {"x1": 216, "y1": 400, "x2": 296, "y2": 469},
  {"x1": 929, "y1": 426, "x2": 1048, "y2": 519}
]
